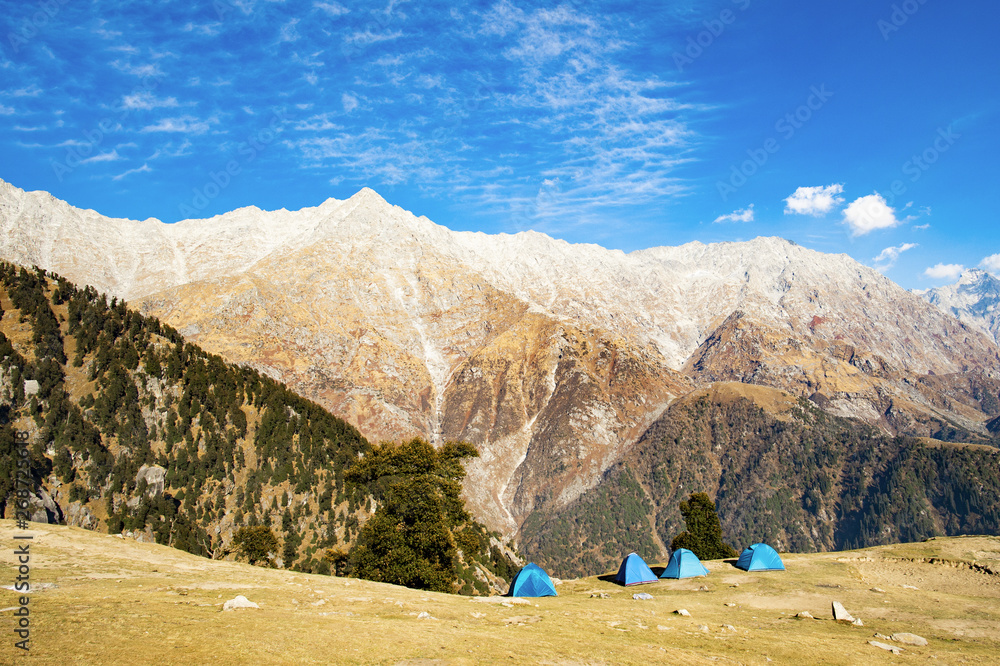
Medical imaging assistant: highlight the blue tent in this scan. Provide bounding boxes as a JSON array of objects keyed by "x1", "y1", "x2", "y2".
[
  {"x1": 735, "y1": 543, "x2": 785, "y2": 571},
  {"x1": 660, "y1": 548, "x2": 710, "y2": 579},
  {"x1": 507, "y1": 563, "x2": 557, "y2": 597},
  {"x1": 613, "y1": 552, "x2": 658, "y2": 586}
]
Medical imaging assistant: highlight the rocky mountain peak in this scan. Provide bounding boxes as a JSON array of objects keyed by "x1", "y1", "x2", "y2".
[{"x1": 921, "y1": 268, "x2": 1000, "y2": 345}]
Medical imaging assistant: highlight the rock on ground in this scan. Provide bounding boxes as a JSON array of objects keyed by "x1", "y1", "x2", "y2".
[
  {"x1": 869, "y1": 641, "x2": 902, "y2": 655},
  {"x1": 891, "y1": 633, "x2": 928, "y2": 646},
  {"x1": 832, "y1": 601, "x2": 855, "y2": 623},
  {"x1": 223, "y1": 595, "x2": 259, "y2": 611}
]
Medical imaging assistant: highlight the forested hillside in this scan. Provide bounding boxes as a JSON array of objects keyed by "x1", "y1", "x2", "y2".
[
  {"x1": 0, "y1": 263, "x2": 512, "y2": 593},
  {"x1": 520, "y1": 385, "x2": 1000, "y2": 578}
]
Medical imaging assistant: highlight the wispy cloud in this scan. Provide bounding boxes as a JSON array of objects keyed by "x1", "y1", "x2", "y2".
[
  {"x1": 182, "y1": 22, "x2": 222, "y2": 37},
  {"x1": 873, "y1": 242, "x2": 917, "y2": 271},
  {"x1": 80, "y1": 150, "x2": 124, "y2": 164},
  {"x1": 714, "y1": 204, "x2": 754, "y2": 223},
  {"x1": 111, "y1": 60, "x2": 163, "y2": 77},
  {"x1": 5, "y1": 85, "x2": 43, "y2": 98},
  {"x1": 315, "y1": 1, "x2": 349, "y2": 17},
  {"x1": 112, "y1": 163, "x2": 152, "y2": 181},
  {"x1": 121, "y1": 91, "x2": 180, "y2": 111},
  {"x1": 279, "y1": 19, "x2": 301, "y2": 43},
  {"x1": 0, "y1": 104, "x2": 14, "y2": 115},
  {"x1": 141, "y1": 115, "x2": 216, "y2": 134}
]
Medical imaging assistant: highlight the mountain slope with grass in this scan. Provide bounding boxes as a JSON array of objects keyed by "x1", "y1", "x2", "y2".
[{"x1": 0, "y1": 262, "x2": 513, "y2": 594}]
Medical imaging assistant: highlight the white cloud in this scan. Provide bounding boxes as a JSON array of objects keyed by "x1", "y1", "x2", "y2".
[
  {"x1": 342, "y1": 93, "x2": 358, "y2": 112},
  {"x1": 924, "y1": 263, "x2": 965, "y2": 281},
  {"x1": 140, "y1": 115, "x2": 215, "y2": 134},
  {"x1": 293, "y1": 113, "x2": 342, "y2": 131},
  {"x1": 873, "y1": 242, "x2": 917, "y2": 270},
  {"x1": 0, "y1": 104, "x2": 13, "y2": 115},
  {"x1": 713, "y1": 204, "x2": 754, "y2": 224},
  {"x1": 182, "y1": 22, "x2": 222, "y2": 36},
  {"x1": 344, "y1": 29, "x2": 403, "y2": 46},
  {"x1": 315, "y1": 1, "x2": 349, "y2": 16},
  {"x1": 784, "y1": 184, "x2": 844, "y2": 216},
  {"x1": 121, "y1": 91, "x2": 179, "y2": 110},
  {"x1": 111, "y1": 61, "x2": 163, "y2": 78},
  {"x1": 279, "y1": 18, "x2": 301, "y2": 43},
  {"x1": 7, "y1": 85, "x2": 42, "y2": 97},
  {"x1": 80, "y1": 150, "x2": 123, "y2": 164},
  {"x1": 980, "y1": 254, "x2": 1000, "y2": 275},
  {"x1": 112, "y1": 163, "x2": 151, "y2": 181},
  {"x1": 842, "y1": 193, "x2": 901, "y2": 236}
]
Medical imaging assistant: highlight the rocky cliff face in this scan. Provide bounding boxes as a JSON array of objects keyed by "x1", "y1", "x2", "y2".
[{"x1": 2, "y1": 178, "x2": 998, "y2": 540}]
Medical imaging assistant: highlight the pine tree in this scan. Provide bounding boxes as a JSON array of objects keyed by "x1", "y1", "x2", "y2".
[{"x1": 670, "y1": 492, "x2": 737, "y2": 560}]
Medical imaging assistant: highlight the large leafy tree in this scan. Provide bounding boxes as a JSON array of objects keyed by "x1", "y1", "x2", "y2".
[
  {"x1": 232, "y1": 525, "x2": 279, "y2": 566},
  {"x1": 670, "y1": 492, "x2": 738, "y2": 560},
  {"x1": 346, "y1": 438, "x2": 479, "y2": 593}
]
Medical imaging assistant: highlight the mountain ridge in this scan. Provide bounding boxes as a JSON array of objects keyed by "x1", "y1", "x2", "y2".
[{"x1": 2, "y1": 177, "x2": 998, "y2": 543}]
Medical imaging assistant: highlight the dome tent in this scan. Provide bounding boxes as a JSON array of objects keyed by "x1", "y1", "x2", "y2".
[
  {"x1": 735, "y1": 543, "x2": 785, "y2": 571},
  {"x1": 507, "y1": 563, "x2": 557, "y2": 597},
  {"x1": 660, "y1": 548, "x2": 710, "y2": 579},
  {"x1": 613, "y1": 552, "x2": 658, "y2": 586}
]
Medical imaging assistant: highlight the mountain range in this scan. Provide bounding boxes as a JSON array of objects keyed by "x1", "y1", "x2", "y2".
[{"x1": 2, "y1": 178, "x2": 998, "y2": 561}]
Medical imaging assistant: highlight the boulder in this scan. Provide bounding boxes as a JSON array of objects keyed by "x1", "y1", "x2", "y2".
[
  {"x1": 891, "y1": 633, "x2": 928, "y2": 646},
  {"x1": 23, "y1": 379, "x2": 39, "y2": 396},
  {"x1": 223, "y1": 595, "x2": 259, "y2": 611},
  {"x1": 831, "y1": 601, "x2": 855, "y2": 623},
  {"x1": 795, "y1": 611, "x2": 814, "y2": 619},
  {"x1": 674, "y1": 609, "x2": 691, "y2": 617},
  {"x1": 135, "y1": 465, "x2": 166, "y2": 498},
  {"x1": 632, "y1": 593, "x2": 654, "y2": 600},
  {"x1": 869, "y1": 641, "x2": 902, "y2": 655}
]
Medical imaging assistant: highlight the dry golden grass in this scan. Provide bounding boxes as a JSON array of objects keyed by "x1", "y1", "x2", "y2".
[{"x1": 1, "y1": 520, "x2": 998, "y2": 665}]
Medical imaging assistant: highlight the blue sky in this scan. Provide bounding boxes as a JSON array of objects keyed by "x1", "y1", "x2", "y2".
[{"x1": 1, "y1": 0, "x2": 998, "y2": 289}]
